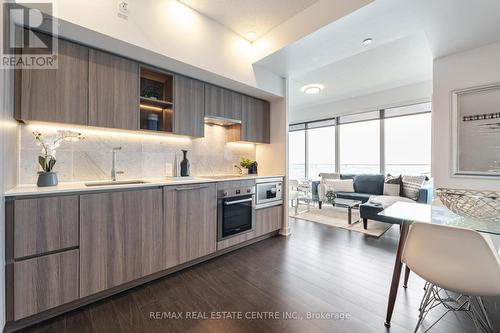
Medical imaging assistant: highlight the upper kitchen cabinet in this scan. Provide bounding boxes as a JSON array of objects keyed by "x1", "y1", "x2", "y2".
[
  {"x1": 139, "y1": 66, "x2": 174, "y2": 133},
  {"x1": 173, "y1": 75, "x2": 204, "y2": 137},
  {"x1": 88, "y1": 49, "x2": 139, "y2": 130},
  {"x1": 15, "y1": 36, "x2": 89, "y2": 125},
  {"x1": 205, "y1": 83, "x2": 242, "y2": 121},
  {"x1": 240, "y1": 96, "x2": 270, "y2": 144}
]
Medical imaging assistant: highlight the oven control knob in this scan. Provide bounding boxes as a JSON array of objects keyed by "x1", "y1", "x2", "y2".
[
  {"x1": 247, "y1": 189, "x2": 251, "y2": 193},
  {"x1": 223, "y1": 191, "x2": 228, "y2": 197}
]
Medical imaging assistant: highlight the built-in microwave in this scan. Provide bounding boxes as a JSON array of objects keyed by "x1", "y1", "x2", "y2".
[{"x1": 255, "y1": 178, "x2": 283, "y2": 209}]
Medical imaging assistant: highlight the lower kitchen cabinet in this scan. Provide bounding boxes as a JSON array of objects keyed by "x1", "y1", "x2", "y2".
[
  {"x1": 4, "y1": 179, "x2": 281, "y2": 326},
  {"x1": 14, "y1": 249, "x2": 79, "y2": 320},
  {"x1": 217, "y1": 205, "x2": 282, "y2": 251},
  {"x1": 255, "y1": 205, "x2": 283, "y2": 237},
  {"x1": 164, "y1": 183, "x2": 217, "y2": 268},
  {"x1": 13, "y1": 195, "x2": 79, "y2": 259},
  {"x1": 79, "y1": 188, "x2": 165, "y2": 297}
]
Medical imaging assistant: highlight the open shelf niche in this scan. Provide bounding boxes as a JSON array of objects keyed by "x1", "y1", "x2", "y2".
[{"x1": 139, "y1": 66, "x2": 174, "y2": 132}]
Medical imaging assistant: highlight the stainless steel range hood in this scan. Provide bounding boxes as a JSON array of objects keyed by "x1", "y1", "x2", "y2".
[{"x1": 204, "y1": 116, "x2": 241, "y2": 126}]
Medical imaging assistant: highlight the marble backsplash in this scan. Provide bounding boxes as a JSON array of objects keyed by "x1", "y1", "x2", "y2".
[{"x1": 19, "y1": 124, "x2": 256, "y2": 185}]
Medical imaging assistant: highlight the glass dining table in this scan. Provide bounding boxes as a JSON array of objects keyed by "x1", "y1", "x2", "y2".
[{"x1": 378, "y1": 201, "x2": 500, "y2": 327}]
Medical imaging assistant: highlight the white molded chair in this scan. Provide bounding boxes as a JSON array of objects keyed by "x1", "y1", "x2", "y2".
[
  {"x1": 402, "y1": 222, "x2": 500, "y2": 333},
  {"x1": 289, "y1": 180, "x2": 300, "y2": 215},
  {"x1": 289, "y1": 179, "x2": 312, "y2": 215}
]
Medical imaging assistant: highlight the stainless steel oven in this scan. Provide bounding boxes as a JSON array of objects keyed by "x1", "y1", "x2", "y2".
[
  {"x1": 255, "y1": 178, "x2": 283, "y2": 209},
  {"x1": 217, "y1": 185, "x2": 255, "y2": 241}
]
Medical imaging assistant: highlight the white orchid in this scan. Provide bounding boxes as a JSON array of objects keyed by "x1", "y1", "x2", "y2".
[{"x1": 33, "y1": 130, "x2": 84, "y2": 172}]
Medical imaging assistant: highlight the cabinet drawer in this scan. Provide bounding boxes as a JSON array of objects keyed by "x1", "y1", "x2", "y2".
[
  {"x1": 255, "y1": 205, "x2": 282, "y2": 237},
  {"x1": 217, "y1": 179, "x2": 256, "y2": 190},
  {"x1": 14, "y1": 196, "x2": 79, "y2": 259},
  {"x1": 14, "y1": 249, "x2": 79, "y2": 320}
]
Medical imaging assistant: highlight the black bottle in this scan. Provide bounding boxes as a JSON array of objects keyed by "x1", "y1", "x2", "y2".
[{"x1": 180, "y1": 150, "x2": 190, "y2": 177}]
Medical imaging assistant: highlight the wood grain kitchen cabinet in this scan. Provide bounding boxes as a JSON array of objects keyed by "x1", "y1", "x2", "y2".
[
  {"x1": 255, "y1": 205, "x2": 282, "y2": 237},
  {"x1": 164, "y1": 183, "x2": 217, "y2": 268},
  {"x1": 174, "y1": 75, "x2": 205, "y2": 137},
  {"x1": 13, "y1": 196, "x2": 79, "y2": 259},
  {"x1": 14, "y1": 249, "x2": 79, "y2": 320},
  {"x1": 15, "y1": 36, "x2": 89, "y2": 125},
  {"x1": 88, "y1": 49, "x2": 139, "y2": 130},
  {"x1": 205, "y1": 84, "x2": 242, "y2": 121},
  {"x1": 79, "y1": 188, "x2": 165, "y2": 297},
  {"x1": 240, "y1": 96, "x2": 270, "y2": 144},
  {"x1": 217, "y1": 204, "x2": 281, "y2": 251}
]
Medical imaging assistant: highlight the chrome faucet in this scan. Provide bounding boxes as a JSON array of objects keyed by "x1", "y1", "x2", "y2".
[
  {"x1": 111, "y1": 147, "x2": 124, "y2": 181},
  {"x1": 234, "y1": 164, "x2": 243, "y2": 175}
]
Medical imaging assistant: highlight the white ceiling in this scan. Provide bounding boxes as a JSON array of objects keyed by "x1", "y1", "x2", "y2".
[
  {"x1": 291, "y1": 33, "x2": 433, "y2": 109},
  {"x1": 179, "y1": 0, "x2": 319, "y2": 41},
  {"x1": 254, "y1": 0, "x2": 500, "y2": 109}
]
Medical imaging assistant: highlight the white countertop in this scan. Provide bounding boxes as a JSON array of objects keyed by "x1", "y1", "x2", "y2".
[{"x1": 5, "y1": 174, "x2": 284, "y2": 197}]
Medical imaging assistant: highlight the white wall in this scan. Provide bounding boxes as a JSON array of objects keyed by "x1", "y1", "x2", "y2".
[
  {"x1": 35, "y1": 0, "x2": 283, "y2": 99},
  {"x1": 256, "y1": 78, "x2": 290, "y2": 236},
  {"x1": 433, "y1": 42, "x2": 500, "y2": 190},
  {"x1": 1, "y1": 3, "x2": 20, "y2": 328},
  {"x1": 0, "y1": 35, "x2": 19, "y2": 333},
  {"x1": 256, "y1": 98, "x2": 287, "y2": 176},
  {"x1": 290, "y1": 81, "x2": 432, "y2": 123},
  {"x1": 43, "y1": 0, "x2": 371, "y2": 100}
]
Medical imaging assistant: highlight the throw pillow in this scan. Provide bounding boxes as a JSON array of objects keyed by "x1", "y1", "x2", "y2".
[
  {"x1": 325, "y1": 189, "x2": 336, "y2": 203},
  {"x1": 324, "y1": 179, "x2": 354, "y2": 192},
  {"x1": 319, "y1": 172, "x2": 340, "y2": 180},
  {"x1": 401, "y1": 175, "x2": 426, "y2": 201},
  {"x1": 383, "y1": 174, "x2": 402, "y2": 196}
]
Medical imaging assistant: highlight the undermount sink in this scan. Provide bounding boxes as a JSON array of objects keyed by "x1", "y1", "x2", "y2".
[
  {"x1": 165, "y1": 176, "x2": 197, "y2": 181},
  {"x1": 84, "y1": 180, "x2": 149, "y2": 187}
]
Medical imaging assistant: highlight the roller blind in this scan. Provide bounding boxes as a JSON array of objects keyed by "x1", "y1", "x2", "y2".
[{"x1": 385, "y1": 102, "x2": 431, "y2": 118}]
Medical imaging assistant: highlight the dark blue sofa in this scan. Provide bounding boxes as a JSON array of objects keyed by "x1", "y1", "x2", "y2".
[{"x1": 319, "y1": 174, "x2": 432, "y2": 229}]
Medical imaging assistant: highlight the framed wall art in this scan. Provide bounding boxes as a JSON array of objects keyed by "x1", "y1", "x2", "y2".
[{"x1": 451, "y1": 83, "x2": 500, "y2": 177}]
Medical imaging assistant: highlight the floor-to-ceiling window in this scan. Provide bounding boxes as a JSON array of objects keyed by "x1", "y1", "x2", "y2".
[
  {"x1": 289, "y1": 126, "x2": 306, "y2": 179},
  {"x1": 288, "y1": 102, "x2": 431, "y2": 178},
  {"x1": 384, "y1": 103, "x2": 432, "y2": 176},
  {"x1": 307, "y1": 120, "x2": 336, "y2": 177},
  {"x1": 339, "y1": 117, "x2": 380, "y2": 174}
]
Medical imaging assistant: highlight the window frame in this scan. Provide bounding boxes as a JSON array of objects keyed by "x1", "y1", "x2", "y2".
[{"x1": 288, "y1": 102, "x2": 431, "y2": 178}]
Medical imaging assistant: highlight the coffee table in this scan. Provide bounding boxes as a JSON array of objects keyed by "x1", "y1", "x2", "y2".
[{"x1": 331, "y1": 198, "x2": 362, "y2": 224}]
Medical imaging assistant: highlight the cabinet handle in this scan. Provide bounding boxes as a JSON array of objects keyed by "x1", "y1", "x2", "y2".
[
  {"x1": 224, "y1": 198, "x2": 253, "y2": 205},
  {"x1": 175, "y1": 185, "x2": 209, "y2": 191}
]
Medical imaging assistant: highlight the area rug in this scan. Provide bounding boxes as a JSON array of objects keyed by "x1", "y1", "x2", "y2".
[{"x1": 290, "y1": 205, "x2": 393, "y2": 238}]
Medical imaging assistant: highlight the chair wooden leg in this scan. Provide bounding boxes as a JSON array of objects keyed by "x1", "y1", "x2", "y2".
[{"x1": 403, "y1": 265, "x2": 410, "y2": 288}]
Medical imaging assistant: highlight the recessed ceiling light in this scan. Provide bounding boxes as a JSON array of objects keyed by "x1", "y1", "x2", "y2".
[
  {"x1": 245, "y1": 31, "x2": 257, "y2": 41},
  {"x1": 362, "y1": 38, "x2": 373, "y2": 45},
  {"x1": 301, "y1": 84, "x2": 324, "y2": 95}
]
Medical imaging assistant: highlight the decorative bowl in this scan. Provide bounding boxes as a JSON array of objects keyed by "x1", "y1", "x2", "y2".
[{"x1": 435, "y1": 188, "x2": 500, "y2": 222}]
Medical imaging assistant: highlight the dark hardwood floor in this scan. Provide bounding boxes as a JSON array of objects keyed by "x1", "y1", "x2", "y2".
[{"x1": 20, "y1": 217, "x2": 500, "y2": 333}]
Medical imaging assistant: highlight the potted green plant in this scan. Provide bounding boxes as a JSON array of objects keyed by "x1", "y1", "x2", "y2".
[
  {"x1": 240, "y1": 157, "x2": 258, "y2": 174},
  {"x1": 33, "y1": 130, "x2": 84, "y2": 187}
]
